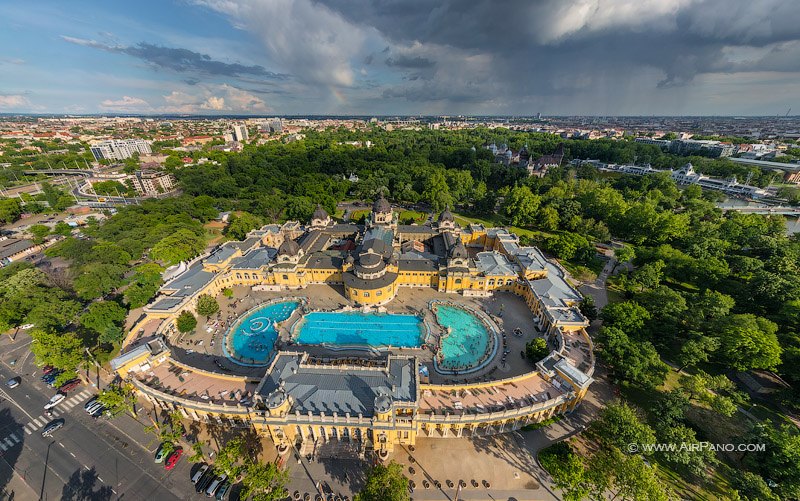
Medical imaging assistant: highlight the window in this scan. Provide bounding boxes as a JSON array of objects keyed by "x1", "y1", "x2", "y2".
[
  {"x1": 236, "y1": 273, "x2": 242, "y2": 280},
  {"x1": 364, "y1": 292, "x2": 370, "y2": 297},
  {"x1": 376, "y1": 291, "x2": 382, "y2": 296},
  {"x1": 455, "y1": 278, "x2": 462, "y2": 285},
  {"x1": 282, "y1": 274, "x2": 289, "y2": 280}
]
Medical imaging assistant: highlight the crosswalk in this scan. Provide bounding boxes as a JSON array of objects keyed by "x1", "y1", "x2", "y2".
[{"x1": 0, "y1": 388, "x2": 94, "y2": 451}]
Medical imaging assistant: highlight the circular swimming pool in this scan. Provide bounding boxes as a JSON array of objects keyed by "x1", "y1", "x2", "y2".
[
  {"x1": 434, "y1": 304, "x2": 495, "y2": 373},
  {"x1": 224, "y1": 300, "x2": 300, "y2": 365}
]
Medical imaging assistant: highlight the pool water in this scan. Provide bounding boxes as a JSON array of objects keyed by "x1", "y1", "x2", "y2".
[
  {"x1": 228, "y1": 301, "x2": 299, "y2": 362},
  {"x1": 294, "y1": 312, "x2": 424, "y2": 347},
  {"x1": 435, "y1": 305, "x2": 490, "y2": 370}
]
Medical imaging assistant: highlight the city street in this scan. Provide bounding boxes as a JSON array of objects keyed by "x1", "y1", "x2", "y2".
[{"x1": 0, "y1": 334, "x2": 202, "y2": 500}]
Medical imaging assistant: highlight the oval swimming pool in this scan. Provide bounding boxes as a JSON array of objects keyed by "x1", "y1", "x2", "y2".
[
  {"x1": 435, "y1": 305, "x2": 492, "y2": 371},
  {"x1": 293, "y1": 311, "x2": 425, "y2": 348},
  {"x1": 225, "y1": 300, "x2": 300, "y2": 364}
]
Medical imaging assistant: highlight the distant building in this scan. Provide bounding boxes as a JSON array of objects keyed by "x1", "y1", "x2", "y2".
[
  {"x1": 90, "y1": 139, "x2": 151, "y2": 161},
  {"x1": 528, "y1": 144, "x2": 565, "y2": 178},
  {"x1": 130, "y1": 171, "x2": 176, "y2": 197},
  {"x1": 785, "y1": 171, "x2": 800, "y2": 184},
  {"x1": 634, "y1": 137, "x2": 672, "y2": 148},
  {"x1": 233, "y1": 125, "x2": 249, "y2": 143},
  {"x1": 669, "y1": 139, "x2": 734, "y2": 158}
]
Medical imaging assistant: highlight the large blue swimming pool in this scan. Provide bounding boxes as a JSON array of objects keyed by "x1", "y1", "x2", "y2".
[
  {"x1": 226, "y1": 301, "x2": 299, "y2": 363},
  {"x1": 435, "y1": 305, "x2": 491, "y2": 370},
  {"x1": 294, "y1": 311, "x2": 424, "y2": 347}
]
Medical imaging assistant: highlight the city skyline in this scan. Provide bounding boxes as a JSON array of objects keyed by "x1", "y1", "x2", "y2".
[{"x1": 2, "y1": 0, "x2": 800, "y2": 116}]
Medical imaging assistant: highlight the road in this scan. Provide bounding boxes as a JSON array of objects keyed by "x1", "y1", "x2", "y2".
[{"x1": 0, "y1": 336, "x2": 204, "y2": 500}]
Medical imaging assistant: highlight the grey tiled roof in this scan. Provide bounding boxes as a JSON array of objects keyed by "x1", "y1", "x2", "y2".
[
  {"x1": 258, "y1": 354, "x2": 417, "y2": 417},
  {"x1": 475, "y1": 251, "x2": 518, "y2": 276},
  {"x1": 231, "y1": 247, "x2": 277, "y2": 269}
]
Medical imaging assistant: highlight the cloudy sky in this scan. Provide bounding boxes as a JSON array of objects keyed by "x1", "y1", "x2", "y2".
[{"x1": 1, "y1": 0, "x2": 799, "y2": 115}]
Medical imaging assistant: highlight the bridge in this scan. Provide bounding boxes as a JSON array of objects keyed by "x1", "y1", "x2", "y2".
[
  {"x1": 719, "y1": 205, "x2": 800, "y2": 216},
  {"x1": 21, "y1": 169, "x2": 94, "y2": 177}
]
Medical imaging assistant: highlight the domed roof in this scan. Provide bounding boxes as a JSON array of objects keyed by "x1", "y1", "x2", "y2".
[
  {"x1": 277, "y1": 238, "x2": 300, "y2": 256},
  {"x1": 359, "y1": 252, "x2": 383, "y2": 268},
  {"x1": 450, "y1": 241, "x2": 469, "y2": 259},
  {"x1": 312, "y1": 204, "x2": 329, "y2": 221},
  {"x1": 373, "y1": 195, "x2": 391, "y2": 214},
  {"x1": 438, "y1": 207, "x2": 454, "y2": 223}
]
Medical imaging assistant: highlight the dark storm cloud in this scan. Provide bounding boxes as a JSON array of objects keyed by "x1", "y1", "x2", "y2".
[
  {"x1": 61, "y1": 36, "x2": 289, "y2": 80},
  {"x1": 385, "y1": 54, "x2": 435, "y2": 69},
  {"x1": 314, "y1": 0, "x2": 800, "y2": 109}
]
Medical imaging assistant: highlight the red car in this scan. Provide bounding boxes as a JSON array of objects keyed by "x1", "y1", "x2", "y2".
[
  {"x1": 164, "y1": 447, "x2": 183, "y2": 470},
  {"x1": 42, "y1": 365, "x2": 56, "y2": 375},
  {"x1": 58, "y1": 379, "x2": 81, "y2": 392}
]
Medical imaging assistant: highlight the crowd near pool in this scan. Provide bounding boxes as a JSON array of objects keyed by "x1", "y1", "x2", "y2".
[
  {"x1": 435, "y1": 305, "x2": 492, "y2": 371},
  {"x1": 227, "y1": 300, "x2": 299, "y2": 363},
  {"x1": 294, "y1": 312, "x2": 425, "y2": 348}
]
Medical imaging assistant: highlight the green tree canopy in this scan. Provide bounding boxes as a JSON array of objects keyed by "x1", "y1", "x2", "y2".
[
  {"x1": 354, "y1": 461, "x2": 409, "y2": 501},
  {"x1": 195, "y1": 294, "x2": 220, "y2": 318}
]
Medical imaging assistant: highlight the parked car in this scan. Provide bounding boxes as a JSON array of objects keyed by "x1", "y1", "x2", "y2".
[
  {"x1": 165, "y1": 448, "x2": 183, "y2": 470},
  {"x1": 41, "y1": 365, "x2": 56, "y2": 375},
  {"x1": 6, "y1": 376, "x2": 21, "y2": 388},
  {"x1": 83, "y1": 396, "x2": 99, "y2": 411},
  {"x1": 41, "y1": 418, "x2": 65, "y2": 437},
  {"x1": 154, "y1": 443, "x2": 169, "y2": 463},
  {"x1": 206, "y1": 474, "x2": 227, "y2": 497},
  {"x1": 44, "y1": 393, "x2": 66, "y2": 410},
  {"x1": 58, "y1": 379, "x2": 81, "y2": 392},
  {"x1": 191, "y1": 464, "x2": 210, "y2": 486},
  {"x1": 196, "y1": 468, "x2": 215, "y2": 493},
  {"x1": 215, "y1": 481, "x2": 231, "y2": 500},
  {"x1": 89, "y1": 404, "x2": 106, "y2": 418}
]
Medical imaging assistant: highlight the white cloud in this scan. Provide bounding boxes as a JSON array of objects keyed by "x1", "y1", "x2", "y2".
[
  {"x1": 99, "y1": 95, "x2": 151, "y2": 110},
  {"x1": 195, "y1": 0, "x2": 370, "y2": 87},
  {"x1": 160, "y1": 84, "x2": 271, "y2": 113},
  {"x1": 0, "y1": 94, "x2": 32, "y2": 109},
  {"x1": 201, "y1": 96, "x2": 226, "y2": 110}
]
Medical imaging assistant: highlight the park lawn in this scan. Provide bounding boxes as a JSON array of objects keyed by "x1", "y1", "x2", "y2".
[
  {"x1": 398, "y1": 210, "x2": 427, "y2": 223},
  {"x1": 349, "y1": 209, "x2": 370, "y2": 222}
]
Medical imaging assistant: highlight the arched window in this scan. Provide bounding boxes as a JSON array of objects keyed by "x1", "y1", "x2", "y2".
[
  {"x1": 455, "y1": 278, "x2": 462, "y2": 285},
  {"x1": 364, "y1": 292, "x2": 370, "y2": 297}
]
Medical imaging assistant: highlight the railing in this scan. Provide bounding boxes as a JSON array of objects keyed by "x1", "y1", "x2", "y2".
[
  {"x1": 130, "y1": 378, "x2": 251, "y2": 415},
  {"x1": 417, "y1": 393, "x2": 572, "y2": 424}
]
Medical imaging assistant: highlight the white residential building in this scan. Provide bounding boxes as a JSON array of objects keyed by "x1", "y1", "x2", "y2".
[{"x1": 90, "y1": 139, "x2": 151, "y2": 161}]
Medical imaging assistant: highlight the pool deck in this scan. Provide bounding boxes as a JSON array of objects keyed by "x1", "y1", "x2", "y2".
[{"x1": 166, "y1": 284, "x2": 547, "y2": 385}]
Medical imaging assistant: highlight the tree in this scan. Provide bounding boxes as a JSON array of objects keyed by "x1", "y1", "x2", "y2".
[
  {"x1": 614, "y1": 245, "x2": 635, "y2": 265},
  {"x1": 195, "y1": 294, "x2": 220, "y2": 318},
  {"x1": 503, "y1": 185, "x2": 540, "y2": 227},
  {"x1": 29, "y1": 329, "x2": 85, "y2": 371},
  {"x1": 28, "y1": 224, "x2": 51, "y2": 244},
  {"x1": 539, "y1": 442, "x2": 590, "y2": 501},
  {"x1": 627, "y1": 260, "x2": 665, "y2": 292},
  {"x1": 80, "y1": 301, "x2": 128, "y2": 345},
  {"x1": 97, "y1": 384, "x2": 136, "y2": 417},
  {"x1": 240, "y1": 461, "x2": 288, "y2": 501},
  {"x1": 579, "y1": 296, "x2": 598, "y2": 321},
  {"x1": 0, "y1": 198, "x2": 22, "y2": 224},
  {"x1": 525, "y1": 338, "x2": 549, "y2": 361},
  {"x1": 732, "y1": 471, "x2": 780, "y2": 501},
  {"x1": 188, "y1": 442, "x2": 204, "y2": 463},
  {"x1": 150, "y1": 229, "x2": 205, "y2": 265},
  {"x1": 743, "y1": 422, "x2": 800, "y2": 499},
  {"x1": 600, "y1": 302, "x2": 651, "y2": 336},
  {"x1": 545, "y1": 232, "x2": 594, "y2": 262},
  {"x1": 73, "y1": 264, "x2": 126, "y2": 300},
  {"x1": 589, "y1": 446, "x2": 671, "y2": 501},
  {"x1": 176, "y1": 311, "x2": 197, "y2": 333},
  {"x1": 651, "y1": 390, "x2": 689, "y2": 428},
  {"x1": 354, "y1": 461, "x2": 409, "y2": 501},
  {"x1": 25, "y1": 297, "x2": 82, "y2": 333},
  {"x1": 226, "y1": 212, "x2": 262, "y2": 240},
  {"x1": 536, "y1": 206, "x2": 560, "y2": 231},
  {"x1": 214, "y1": 437, "x2": 246, "y2": 478},
  {"x1": 676, "y1": 336, "x2": 719, "y2": 371},
  {"x1": 713, "y1": 314, "x2": 782, "y2": 371},
  {"x1": 597, "y1": 327, "x2": 668, "y2": 388},
  {"x1": 592, "y1": 401, "x2": 656, "y2": 454},
  {"x1": 421, "y1": 171, "x2": 453, "y2": 212},
  {"x1": 222, "y1": 288, "x2": 234, "y2": 299},
  {"x1": 657, "y1": 424, "x2": 716, "y2": 476}
]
